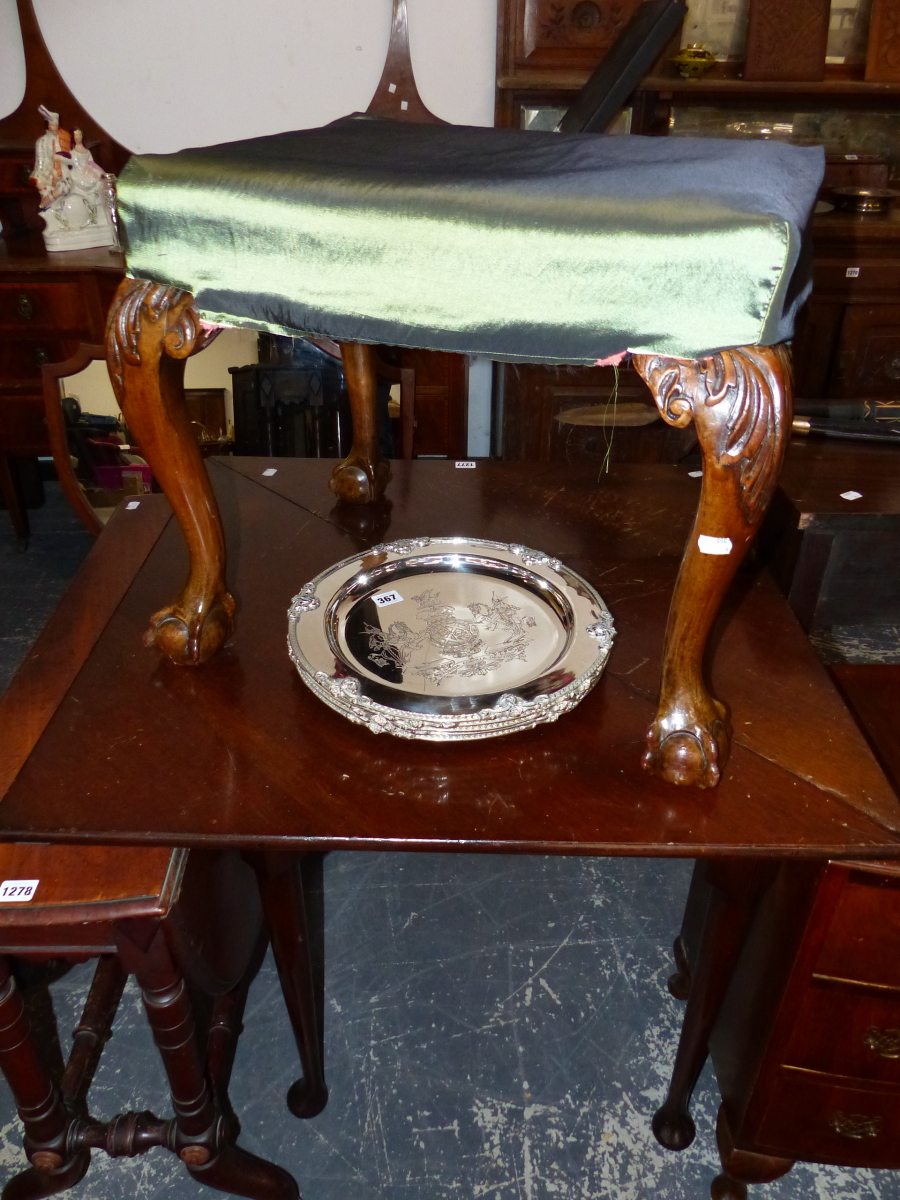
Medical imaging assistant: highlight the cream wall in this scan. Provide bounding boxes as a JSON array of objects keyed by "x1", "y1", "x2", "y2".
[{"x1": 0, "y1": 0, "x2": 498, "y2": 452}]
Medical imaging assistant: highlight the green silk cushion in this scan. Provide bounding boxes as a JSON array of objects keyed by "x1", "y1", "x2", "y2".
[{"x1": 119, "y1": 117, "x2": 823, "y2": 364}]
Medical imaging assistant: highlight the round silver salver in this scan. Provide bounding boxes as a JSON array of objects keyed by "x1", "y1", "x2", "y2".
[{"x1": 287, "y1": 537, "x2": 615, "y2": 741}]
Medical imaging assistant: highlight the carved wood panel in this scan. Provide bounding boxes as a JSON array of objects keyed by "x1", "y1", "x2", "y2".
[
  {"x1": 500, "y1": 0, "x2": 646, "y2": 73},
  {"x1": 834, "y1": 305, "x2": 900, "y2": 397},
  {"x1": 743, "y1": 0, "x2": 830, "y2": 82},
  {"x1": 866, "y1": 0, "x2": 900, "y2": 84}
]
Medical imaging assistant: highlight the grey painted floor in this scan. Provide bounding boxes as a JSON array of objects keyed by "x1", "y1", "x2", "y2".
[{"x1": 1, "y1": 485, "x2": 899, "y2": 1200}]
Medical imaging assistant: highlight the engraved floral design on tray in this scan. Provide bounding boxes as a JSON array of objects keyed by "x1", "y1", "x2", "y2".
[
  {"x1": 287, "y1": 536, "x2": 615, "y2": 741},
  {"x1": 365, "y1": 589, "x2": 537, "y2": 685}
]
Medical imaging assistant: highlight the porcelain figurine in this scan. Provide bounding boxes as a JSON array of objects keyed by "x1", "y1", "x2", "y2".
[{"x1": 31, "y1": 108, "x2": 117, "y2": 252}]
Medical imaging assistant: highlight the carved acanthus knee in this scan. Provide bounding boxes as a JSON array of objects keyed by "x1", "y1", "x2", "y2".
[
  {"x1": 632, "y1": 345, "x2": 791, "y2": 787},
  {"x1": 106, "y1": 278, "x2": 235, "y2": 665}
]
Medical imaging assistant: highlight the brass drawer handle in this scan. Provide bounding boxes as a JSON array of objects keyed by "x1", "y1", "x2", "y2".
[
  {"x1": 829, "y1": 1111, "x2": 884, "y2": 1140},
  {"x1": 864, "y1": 1026, "x2": 900, "y2": 1058},
  {"x1": 16, "y1": 293, "x2": 35, "y2": 320}
]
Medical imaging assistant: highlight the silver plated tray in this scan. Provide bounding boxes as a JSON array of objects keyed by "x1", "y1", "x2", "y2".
[{"x1": 287, "y1": 537, "x2": 615, "y2": 741}]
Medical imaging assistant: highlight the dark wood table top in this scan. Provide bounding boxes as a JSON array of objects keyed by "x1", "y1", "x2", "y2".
[{"x1": 1, "y1": 457, "x2": 897, "y2": 857}]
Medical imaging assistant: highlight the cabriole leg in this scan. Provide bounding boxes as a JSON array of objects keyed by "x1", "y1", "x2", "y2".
[
  {"x1": 329, "y1": 341, "x2": 391, "y2": 504},
  {"x1": 652, "y1": 860, "x2": 770, "y2": 1152},
  {"x1": 632, "y1": 345, "x2": 791, "y2": 788},
  {"x1": 106, "y1": 278, "x2": 235, "y2": 665}
]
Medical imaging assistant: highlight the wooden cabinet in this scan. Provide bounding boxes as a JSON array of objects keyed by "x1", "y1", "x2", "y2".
[
  {"x1": 0, "y1": 238, "x2": 124, "y2": 538},
  {"x1": 706, "y1": 860, "x2": 900, "y2": 1191},
  {"x1": 500, "y1": 359, "x2": 697, "y2": 464},
  {"x1": 794, "y1": 211, "x2": 900, "y2": 402},
  {"x1": 0, "y1": 243, "x2": 124, "y2": 454},
  {"x1": 674, "y1": 666, "x2": 900, "y2": 1197}
]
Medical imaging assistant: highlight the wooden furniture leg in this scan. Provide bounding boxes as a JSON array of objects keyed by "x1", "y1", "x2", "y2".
[
  {"x1": 41, "y1": 345, "x2": 106, "y2": 538},
  {"x1": 0, "y1": 957, "x2": 89, "y2": 1200},
  {"x1": 0, "y1": 455, "x2": 30, "y2": 549},
  {"x1": 115, "y1": 921, "x2": 297, "y2": 1200},
  {"x1": 329, "y1": 342, "x2": 391, "y2": 504},
  {"x1": 250, "y1": 854, "x2": 328, "y2": 1120},
  {"x1": 652, "y1": 859, "x2": 771, "y2": 1152},
  {"x1": 632, "y1": 345, "x2": 792, "y2": 787},
  {"x1": 106, "y1": 278, "x2": 235, "y2": 665},
  {"x1": 710, "y1": 1105, "x2": 793, "y2": 1200}
]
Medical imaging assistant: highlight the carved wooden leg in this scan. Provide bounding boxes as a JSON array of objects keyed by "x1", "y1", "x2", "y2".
[
  {"x1": 106, "y1": 278, "x2": 235, "y2": 665},
  {"x1": 710, "y1": 1104, "x2": 793, "y2": 1200},
  {"x1": 0, "y1": 957, "x2": 89, "y2": 1200},
  {"x1": 250, "y1": 853, "x2": 328, "y2": 1120},
  {"x1": 329, "y1": 342, "x2": 391, "y2": 504},
  {"x1": 633, "y1": 345, "x2": 791, "y2": 788},
  {"x1": 653, "y1": 860, "x2": 770, "y2": 1151}
]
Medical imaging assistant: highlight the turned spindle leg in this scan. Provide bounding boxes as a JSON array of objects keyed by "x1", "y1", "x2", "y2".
[
  {"x1": 329, "y1": 341, "x2": 391, "y2": 504},
  {"x1": 118, "y1": 923, "x2": 298, "y2": 1200},
  {"x1": 106, "y1": 278, "x2": 235, "y2": 666},
  {"x1": 632, "y1": 345, "x2": 791, "y2": 788},
  {"x1": 0, "y1": 957, "x2": 89, "y2": 1200}
]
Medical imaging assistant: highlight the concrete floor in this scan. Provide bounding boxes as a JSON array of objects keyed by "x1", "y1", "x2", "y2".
[{"x1": 1, "y1": 483, "x2": 899, "y2": 1200}]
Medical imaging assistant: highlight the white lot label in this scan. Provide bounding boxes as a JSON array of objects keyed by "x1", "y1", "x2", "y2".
[
  {"x1": 698, "y1": 535, "x2": 733, "y2": 556},
  {"x1": 126, "y1": 501, "x2": 140, "y2": 510},
  {"x1": 455, "y1": 461, "x2": 476, "y2": 469},
  {"x1": 846, "y1": 267, "x2": 860, "y2": 278},
  {"x1": 372, "y1": 590, "x2": 404, "y2": 608},
  {"x1": 840, "y1": 490, "x2": 862, "y2": 501},
  {"x1": 0, "y1": 880, "x2": 39, "y2": 902},
  {"x1": 262, "y1": 468, "x2": 277, "y2": 476},
  {"x1": 688, "y1": 470, "x2": 703, "y2": 478}
]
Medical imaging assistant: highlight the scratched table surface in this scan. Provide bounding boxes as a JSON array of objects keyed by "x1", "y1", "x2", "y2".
[{"x1": 0, "y1": 456, "x2": 897, "y2": 856}]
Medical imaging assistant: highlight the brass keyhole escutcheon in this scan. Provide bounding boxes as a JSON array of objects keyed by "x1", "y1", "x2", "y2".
[
  {"x1": 16, "y1": 293, "x2": 35, "y2": 320},
  {"x1": 829, "y1": 1111, "x2": 884, "y2": 1140},
  {"x1": 864, "y1": 1026, "x2": 900, "y2": 1058}
]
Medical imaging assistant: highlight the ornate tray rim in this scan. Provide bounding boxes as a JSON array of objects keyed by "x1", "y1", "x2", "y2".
[{"x1": 287, "y1": 537, "x2": 615, "y2": 741}]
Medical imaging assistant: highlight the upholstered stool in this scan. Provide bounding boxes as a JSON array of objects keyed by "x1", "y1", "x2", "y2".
[
  {"x1": 103, "y1": 119, "x2": 823, "y2": 788},
  {"x1": 0, "y1": 842, "x2": 298, "y2": 1200}
]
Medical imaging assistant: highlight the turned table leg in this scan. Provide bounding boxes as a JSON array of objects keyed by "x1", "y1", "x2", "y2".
[
  {"x1": 632, "y1": 345, "x2": 791, "y2": 788},
  {"x1": 329, "y1": 342, "x2": 391, "y2": 504},
  {"x1": 250, "y1": 853, "x2": 328, "y2": 1120},
  {"x1": 106, "y1": 278, "x2": 235, "y2": 665}
]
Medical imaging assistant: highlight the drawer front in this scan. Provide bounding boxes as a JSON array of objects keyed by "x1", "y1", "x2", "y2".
[
  {"x1": 0, "y1": 397, "x2": 49, "y2": 455},
  {"x1": 0, "y1": 282, "x2": 90, "y2": 335},
  {"x1": 755, "y1": 1068, "x2": 900, "y2": 1167},
  {"x1": 814, "y1": 873, "x2": 900, "y2": 989},
  {"x1": 814, "y1": 259, "x2": 900, "y2": 294},
  {"x1": 0, "y1": 336, "x2": 69, "y2": 384},
  {"x1": 784, "y1": 981, "x2": 900, "y2": 1085}
]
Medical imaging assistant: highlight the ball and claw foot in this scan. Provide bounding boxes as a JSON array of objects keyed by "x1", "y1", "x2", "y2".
[
  {"x1": 329, "y1": 455, "x2": 391, "y2": 505},
  {"x1": 642, "y1": 697, "x2": 730, "y2": 789},
  {"x1": 652, "y1": 1102, "x2": 696, "y2": 1151},
  {"x1": 287, "y1": 1078, "x2": 329, "y2": 1120},
  {"x1": 145, "y1": 593, "x2": 236, "y2": 666},
  {"x1": 711, "y1": 1174, "x2": 748, "y2": 1200}
]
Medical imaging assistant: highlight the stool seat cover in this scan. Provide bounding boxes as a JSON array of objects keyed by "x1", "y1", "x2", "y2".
[{"x1": 119, "y1": 117, "x2": 824, "y2": 363}]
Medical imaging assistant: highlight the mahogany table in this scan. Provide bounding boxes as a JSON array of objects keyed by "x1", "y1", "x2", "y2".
[{"x1": 1, "y1": 456, "x2": 898, "y2": 1169}]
